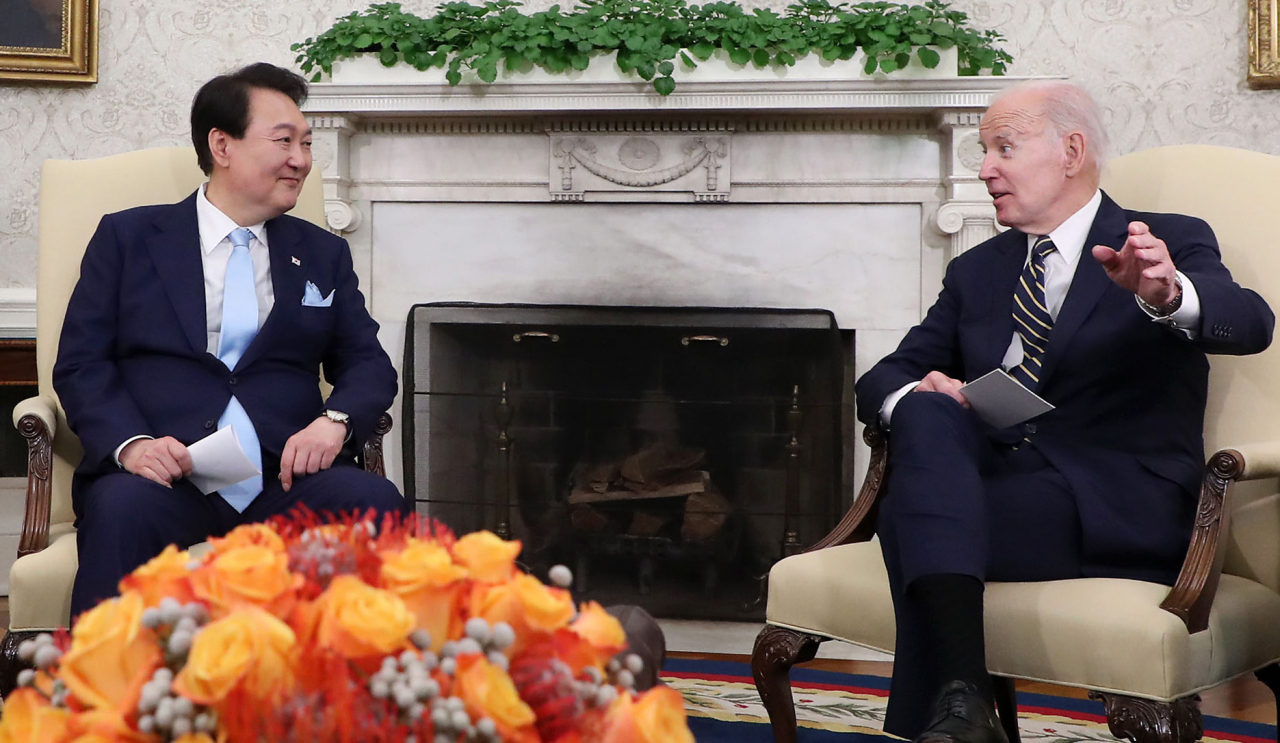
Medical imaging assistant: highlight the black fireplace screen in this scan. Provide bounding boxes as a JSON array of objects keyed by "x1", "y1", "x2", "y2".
[{"x1": 403, "y1": 303, "x2": 847, "y2": 621}]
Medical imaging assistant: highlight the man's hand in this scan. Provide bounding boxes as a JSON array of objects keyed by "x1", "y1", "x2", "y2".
[
  {"x1": 120, "y1": 437, "x2": 192, "y2": 488},
  {"x1": 1092, "y1": 221, "x2": 1180, "y2": 308},
  {"x1": 279, "y1": 416, "x2": 347, "y2": 492},
  {"x1": 914, "y1": 371, "x2": 970, "y2": 407}
]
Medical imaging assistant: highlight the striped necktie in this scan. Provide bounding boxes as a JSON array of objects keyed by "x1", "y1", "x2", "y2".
[
  {"x1": 216, "y1": 227, "x2": 263, "y2": 511},
  {"x1": 1008, "y1": 236, "x2": 1057, "y2": 391}
]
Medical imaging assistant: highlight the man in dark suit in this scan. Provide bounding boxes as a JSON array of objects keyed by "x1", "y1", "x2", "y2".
[
  {"x1": 855, "y1": 80, "x2": 1274, "y2": 743},
  {"x1": 54, "y1": 63, "x2": 405, "y2": 618}
]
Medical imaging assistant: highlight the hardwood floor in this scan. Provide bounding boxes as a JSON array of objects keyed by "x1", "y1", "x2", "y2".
[{"x1": 670, "y1": 651, "x2": 1280, "y2": 726}]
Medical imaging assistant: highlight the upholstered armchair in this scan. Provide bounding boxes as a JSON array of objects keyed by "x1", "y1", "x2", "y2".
[
  {"x1": 752, "y1": 145, "x2": 1280, "y2": 743},
  {"x1": 1, "y1": 147, "x2": 392, "y2": 691}
]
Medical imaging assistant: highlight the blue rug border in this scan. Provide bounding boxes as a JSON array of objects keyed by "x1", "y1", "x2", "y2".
[{"x1": 661, "y1": 658, "x2": 1276, "y2": 740}]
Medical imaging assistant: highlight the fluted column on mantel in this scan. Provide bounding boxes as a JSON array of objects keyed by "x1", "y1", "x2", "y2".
[
  {"x1": 308, "y1": 114, "x2": 363, "y2": 235},
  {"x1": 935, "y1": 111, "x2": 1001, "y2": 259}
]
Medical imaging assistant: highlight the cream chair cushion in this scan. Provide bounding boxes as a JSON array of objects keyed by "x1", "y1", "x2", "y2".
[
  {"x1": 9, "y1": 146, "x2": 325, "y2": 631},
  {"x1": 768, "y1": 542, "x2": 1280, "y2": 701}
]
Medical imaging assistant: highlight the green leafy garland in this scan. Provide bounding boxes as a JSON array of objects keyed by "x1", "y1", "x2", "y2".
[{"x1": 293, "y1": 0, "x2": 1012, "y2": 96}]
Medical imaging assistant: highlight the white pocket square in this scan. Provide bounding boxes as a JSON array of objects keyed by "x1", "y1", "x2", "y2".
[{"x1": 302, "y1": 281, "x2": 334, "y2": 307}]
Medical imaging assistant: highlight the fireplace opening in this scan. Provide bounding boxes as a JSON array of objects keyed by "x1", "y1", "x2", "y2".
[{"x1": 404, "y1": 303, "x2": 848, "y2": 621}]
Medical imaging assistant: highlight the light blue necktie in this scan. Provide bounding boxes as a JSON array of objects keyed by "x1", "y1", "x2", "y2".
[{"x1": 216, "y1": 227, "x2": 263, "y2": 511}]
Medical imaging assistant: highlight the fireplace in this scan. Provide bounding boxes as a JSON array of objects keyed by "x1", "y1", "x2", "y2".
[{"x1": 405, "y1": 304, "x2": 845, "y2": 620}]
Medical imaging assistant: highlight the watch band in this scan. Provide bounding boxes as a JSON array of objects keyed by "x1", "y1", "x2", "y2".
[{"x1": 1138, "y1": 276, "x2": 1183, "y2": 318}]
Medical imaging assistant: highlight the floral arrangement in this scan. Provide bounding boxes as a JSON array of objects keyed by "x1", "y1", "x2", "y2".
[{"x1": 0, "y1": 511, "x2": 694, "y2": 743}]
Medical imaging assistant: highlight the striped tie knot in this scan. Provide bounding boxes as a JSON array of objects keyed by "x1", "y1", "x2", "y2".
[{"x1": 1009, "y1": 236, "x2": 1057, "y2": 392}]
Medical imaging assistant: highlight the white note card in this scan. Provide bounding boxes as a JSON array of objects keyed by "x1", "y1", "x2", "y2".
[
  {"x1": 959, "y1": 369, "x2": 1055, "y2": 429},
  {"x1": 187, "y1": 426, "x2": 261, "y2": 495}
]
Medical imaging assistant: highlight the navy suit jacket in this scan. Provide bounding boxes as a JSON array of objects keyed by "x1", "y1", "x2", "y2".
[
  {"x1": 53, "y1": 192, "x2": 398, "y2": 513},
  {"x1": 856, "y1": 193, "x2": 1274, "y2": 583}
]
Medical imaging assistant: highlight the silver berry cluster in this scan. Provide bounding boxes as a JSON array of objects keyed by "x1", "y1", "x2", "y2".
[
  {"x1": 136, "y1": 667, "x2": 217, "y2": 740},
  {"x1": 438, "y1": 617, "x2": 516, "y2": 675},
  {"x1": 140, "y1": 597, "x2": 209, "y2": 663},
  {"x1": 423, "y1": 695, "x2": 498, "y2": 743},
  {"x1": 369, "y1": 641, "x2": 441, "y2": 727},
  {"x1": 572, "y1": 653, "x2": 645, "y2": 708},
  {"x1": 16, "y1": 633, "x2": 67, "y2": 704},
  {"x1": 289, "y1": 527, "x2": 362, "y2": 582}
]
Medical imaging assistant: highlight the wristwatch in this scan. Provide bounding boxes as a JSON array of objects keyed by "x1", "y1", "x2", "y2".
[
  {"x1": 322, "y1": 409, "x2": 350, "y2": 429},
  {"x1": 1139, "y1": 276, "x2": 1184, "y2": 318}
]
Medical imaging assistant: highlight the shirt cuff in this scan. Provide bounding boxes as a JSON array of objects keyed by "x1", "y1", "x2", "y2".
[
  {"x1": 1136, "y1": 271, "x2": 1200, "y2": 339},
  {"x1": 879, "y1": 381, "x2": 921, "y2": 428},
  {"x1": 113, "y1": 435, "x2": 154, "y2": 467}
]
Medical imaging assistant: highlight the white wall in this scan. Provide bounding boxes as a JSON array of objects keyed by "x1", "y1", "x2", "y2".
[{"x1": 0, "y1": 0, "x2": 1276, "y2": 286}]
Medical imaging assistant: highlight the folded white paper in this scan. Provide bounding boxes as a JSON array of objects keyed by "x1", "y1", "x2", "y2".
[
  {"x1": 187, "y1": 426, "x2": 261, "y2": 495},
  {"x1": 960, "y1": 369, "x2": 1055, "y2": 429}
]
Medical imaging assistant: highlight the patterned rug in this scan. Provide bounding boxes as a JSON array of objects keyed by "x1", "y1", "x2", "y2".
[{"x1": 661, "y1": 659, "x2": 1277, "y2": 743}]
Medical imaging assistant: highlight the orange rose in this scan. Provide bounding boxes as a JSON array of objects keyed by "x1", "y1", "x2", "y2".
[
  {"x1": 57, "y1": 591, "x2": 162, "y2": 713},
  {"x1": 452, "y1": 531, "x2": 522, "y2": 583},
  {"x1": 308, "y1": 575, "x2": 415, "y2": 659},
  {"x1": 572, "y1": 602, "x2": 626, "y2": 658},
  {"x1": 174, "y1": 606, "x2": 296, "y2": 705},
  {"x1": 471, "y1": 573, "x2": 574, "y2": 654},
  {"x1": 208, "y1": 523, "x2": 286, "y2": 555},
  {"x1": 173, "y1": 735, "x2": 217, "y2": 743},
  {"x1": 0, "y1": 688, "x2": 70, "y2": 743},
  {"x1": 453, "y1": 655, "x2": 537, "y2": 743},
  {"x1": 601, "y1": 686, "x2": 694, "y2": 743},
  {"x1": 190, "y1": 544, "x2": 301, "y2": 619},
  {"x1": 380, "y1": 538, "x2": 469, "y2": 651},
  {"x1": 118, "y1": 544, "x2": 196, "y2": 607}
]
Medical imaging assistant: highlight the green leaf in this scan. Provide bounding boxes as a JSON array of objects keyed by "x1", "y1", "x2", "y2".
[
  {"x1": 691, "y1": 41, "x2": 715, "y2": 60},
  {"x1": 477, "y1": 62, "x2": 498, "y2": 82},
  {"x1": 917, "y1": 46, "x2": 940, "y2": 68},
  {"x1": 680, "y1": 50, "x2": 697, "y2": 67},
  {"x1": 908, "y1": 32, "x2": 931, "y2": 45},
  {"x1": 446, "y1": 68, "x2": 462, "y2": 85},
  {"x1": 729, "y1": 48, "x2": 750, "y2": 64},
  {"x1": 878, "y1": 57, "x2": 897, "y2": 72},
  {"x1": 863, "y1": 54, "x2": 877, "y2": 73},
  {"x1": 354, "y1": 32, "x2": 374, "y2": 48},
  {"x1": 653, "y1": 75, "x2": 676, "y2": 95},
  {"x1": 571, "y1": 53, "x2": 591, "y2": 70},
  {"x1": 658, "y1": 60, "x2": 675, "y2": 75},
  {"x1": 380, "y1": 48, "x2": 399, "y2": 65},
  {"x1": 752, "y1": 48, "x2": 770, "y2": 66},
  {"x1": 776, "y1": 50, "x2": 795, "y2": 65}
]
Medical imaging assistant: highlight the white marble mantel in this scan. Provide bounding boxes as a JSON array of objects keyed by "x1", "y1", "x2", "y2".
[{"x1": 302, "y1": 61, "x2": 1029, "y2": 491}]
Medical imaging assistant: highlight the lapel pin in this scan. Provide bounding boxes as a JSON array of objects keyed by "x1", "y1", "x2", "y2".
[{"x1": 291, "y1": 256, "x2": 301, "y2": 266}]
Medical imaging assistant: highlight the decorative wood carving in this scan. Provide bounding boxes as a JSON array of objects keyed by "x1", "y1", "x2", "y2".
[
  {"x1": 1160, "y1": 448, "x2": 1243, "y2": 633},
  {"x1": 0, "y1": 631, "x2": 40, "y2": 698},
  {"x1": 361, "y1": 412, "x2": 393, "y2": 479},
  {"x1": 1089, "y1": 691, "x2": 1202, "y2": 743},
  {"x1": 806, "y1": 424, "x2": 889, "y2": 552},
  {"x1": 751, "y1": 625, "x2": 823, "y2": 743},
  {"x1": 17, "y1": 412, "x2": 52, "y2": 558}
]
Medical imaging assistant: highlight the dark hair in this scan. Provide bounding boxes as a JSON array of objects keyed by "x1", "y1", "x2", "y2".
[{"x1": 190, "y1": 63, "x2": 309, "y2": 175}]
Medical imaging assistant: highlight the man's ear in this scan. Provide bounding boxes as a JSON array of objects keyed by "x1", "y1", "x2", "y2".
[
  {"x1": 1063, "y1": 131, "x2": 1087, "y2": 177},
  {"x1": 208, "y1": 128, "x2": 232, "y2": 170}
]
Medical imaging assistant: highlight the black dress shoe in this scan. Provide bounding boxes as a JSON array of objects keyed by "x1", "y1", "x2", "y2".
[{"x1": 913, "y1": 680, "x2": 1009, "y2": 743}]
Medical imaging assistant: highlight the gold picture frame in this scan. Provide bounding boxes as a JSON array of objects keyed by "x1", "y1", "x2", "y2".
[
  {"x1": 0, "y1": 0, "x2": 98, "y2": 83},
  {"x1": 1249, "y1": 0, "x2": 1280, "y2": 88}
]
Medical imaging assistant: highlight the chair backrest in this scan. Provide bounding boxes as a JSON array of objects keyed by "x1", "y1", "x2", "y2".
[
  {"x1": 1101, "y1": 145, "x2": 1280, "y2": 590},
  {"x1": 36, "y1": 146, "x2": 326, "y2": 528}
]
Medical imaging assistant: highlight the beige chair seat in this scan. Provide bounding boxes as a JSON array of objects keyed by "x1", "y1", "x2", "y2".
[{"x1": 768, "y1": 541, "x2": 1280, "y2": 701}]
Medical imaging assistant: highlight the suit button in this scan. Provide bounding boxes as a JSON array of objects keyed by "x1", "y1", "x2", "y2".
[
  {"x1": 204, "y1": 420, "x2": 214, "y2": 429},
  {"x1": 229, "y1": 376, "x2": 237, "y2": 385},
  {"x1": 1025, "y1": 423, "x2": 1037, "y2": 434}
]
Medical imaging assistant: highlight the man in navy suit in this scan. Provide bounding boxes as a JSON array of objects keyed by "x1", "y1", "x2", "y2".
[
  {"x1": 54, "y1": 63, "x2": 405, "y2": 618},
  {"x1": 855, "y1": 81, "x2": 1273, "y2": 743}
]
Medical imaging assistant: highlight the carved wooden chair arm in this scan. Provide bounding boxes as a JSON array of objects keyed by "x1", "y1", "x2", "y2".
[
  {"x1": 804, "y1": 424, "x2": 890, "y2": 553},
  {"x1": 1161, "y1": 443, "x2": 1280, "y2": 633},
  {"x1": 13, "y1": 395, "x2": 58, "y2": 558},
  {"x1": 361, "y1": 412, "x2": 394, "y2": 479}
]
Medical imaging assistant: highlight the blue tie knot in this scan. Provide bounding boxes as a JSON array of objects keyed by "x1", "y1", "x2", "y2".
[{"x1": 229, "y1": 227, "x2": 254, "y2": 250}]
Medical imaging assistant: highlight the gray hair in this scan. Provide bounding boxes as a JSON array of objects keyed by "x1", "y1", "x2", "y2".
[{"x1": 991, "y1": 80, "x2": 1110, "y2": 172}]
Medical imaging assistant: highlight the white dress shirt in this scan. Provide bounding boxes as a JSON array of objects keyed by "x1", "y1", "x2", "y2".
[
  {"x1": 114, "y1": 185, "x2": 277, "y2": 464},
  {"x1": 879, "y1": 189, "x2": 1202, "y2": 427}
]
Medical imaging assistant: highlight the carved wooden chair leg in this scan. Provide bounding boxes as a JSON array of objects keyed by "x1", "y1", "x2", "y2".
[
  {"x1": 0, "y1": 630, "x2": 41, "y2": 698},
  {"x1": 991, "y1": 675, "x2": 1021, "y2": 743},
  {"x1": 1089, "y1": 691, "x2": 1203, "y2": 743},
  {"x1": 751, "y1": 625, "x2": 823, "y2": 743},
  {"x1": 1253, "y1": 663, "x2": 1280, "y2": 743}
]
